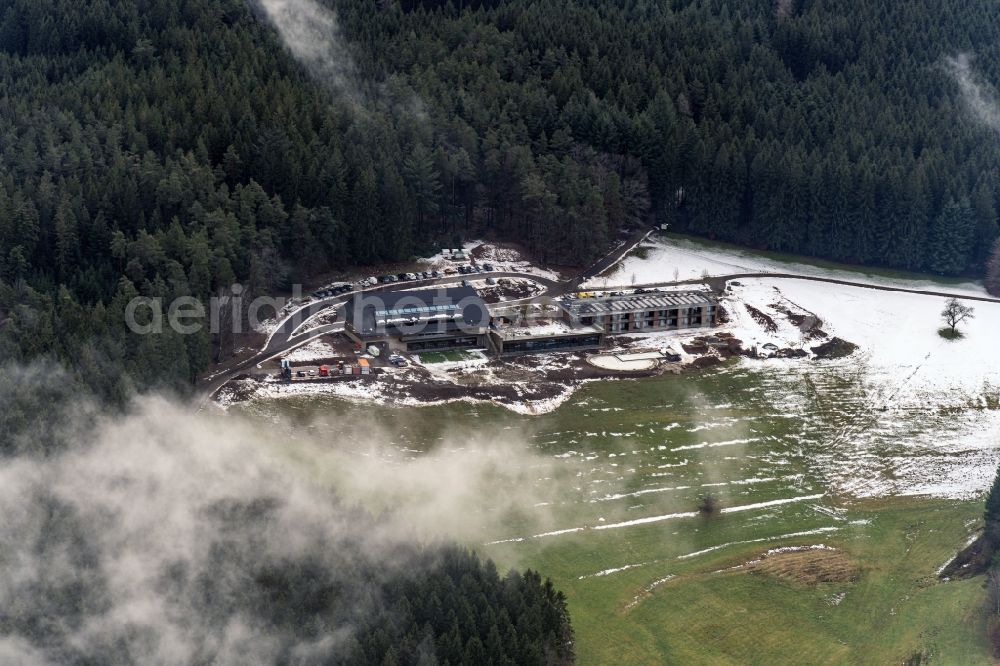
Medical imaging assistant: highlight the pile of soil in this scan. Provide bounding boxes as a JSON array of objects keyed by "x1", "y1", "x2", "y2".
[
  {"x1": 781, "y1": 309, "x2": 827, "y2": 339},
  {"x1": 682, "y1": 341, "x2": 709, "y2": 354},
  {"x1": 771, "y1": 348, "x2": 809, "y2": 359},
  {"x1": 748, "y1": 549, "x2": 859, "y2": 585},
  {"x1": 745, "y1": 304, "x2": 778, "y2": 333},
  {"x1": 690, "y1": 356, "x2": 721, "y2": 369},
  {"x1": 470, "y1": 242, "x2": 525, "y2": 263},
  {"x1": 811, "y1": 337, "x2": 858, "y2": 359},
  {"x1": 478, "y1": 279, "x2": 542, "y2": 304}
]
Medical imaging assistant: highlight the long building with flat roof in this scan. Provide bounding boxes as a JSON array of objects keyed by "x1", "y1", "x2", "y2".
[
  {"x1": 558, "y1": 290, "x2": 718, "y2": 334},
  {"x1": 345, "y1": 286, "x2": 490, "y2": 351}
]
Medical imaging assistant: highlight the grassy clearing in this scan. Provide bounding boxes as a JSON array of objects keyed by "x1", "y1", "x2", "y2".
[
  {"x1": 239, "y1": 356, "x2": 995, "y2": 664},
  {"x1": 417, "y1": 349, "x2": 480, "y2": 363},
  {"x1": 493, "y1": 497, "x2": 987, "y2": 665}
]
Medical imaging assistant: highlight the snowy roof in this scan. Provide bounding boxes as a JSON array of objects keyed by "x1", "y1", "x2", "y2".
[
  {"x1": 560, "y1": 291, "x2": 716, "y2": 317},
  {"x1": 346, "y1": 287, "x2": 488, "y2": 335},
  {"x1": 496, "y1": 320, "x2": 604, "y2": 341}
]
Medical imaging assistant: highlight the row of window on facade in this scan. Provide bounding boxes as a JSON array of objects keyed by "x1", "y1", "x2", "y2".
[{"x1": 605, "y1": 306, "x2": 715, "y2": 333}]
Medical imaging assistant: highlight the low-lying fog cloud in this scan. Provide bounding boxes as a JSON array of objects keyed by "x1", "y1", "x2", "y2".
[
  {"x1": 945, "y1": 53, "x2": 1000, "y2": 133},
  {"x1": 253, "y1": 0, "x2": 365, "y2": 109},
  {"x1": 0, "y1": 394, "x2": 555, "y2": 663},
  {"x1": 250, "y1": 0, "x2": 428, "y2": 122}
]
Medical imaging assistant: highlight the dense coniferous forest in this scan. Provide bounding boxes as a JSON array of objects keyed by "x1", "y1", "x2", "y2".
[
  {"x1": 1, "y1": 0, "x2": 999, "y2": 393},
  {"x1": 0, "y1": 395, "x2": 575, "y2": 664},
  {"x1": 6, "y1": 529, "x2": 574, "y2": 664}
]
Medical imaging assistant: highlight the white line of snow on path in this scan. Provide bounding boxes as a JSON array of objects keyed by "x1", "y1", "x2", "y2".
[
  {"x1": 577, "y1": 562, "x2": 653, "y2": 579},
  {"x1": 670, "y1": 437, "x2": 757, "y2": 452},
  {"x1": 719, "y1": 493, "x2": 824, "y2": 514},
  {"x1": 486, "y1": 493, "x2": 829, "y2": 544},
  {"x1": 677, "y1": 526, "x2": 842, "y2": 560}
]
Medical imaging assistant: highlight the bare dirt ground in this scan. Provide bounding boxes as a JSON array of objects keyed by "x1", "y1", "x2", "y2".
[
  {"x1": 745, "y1": 304, "x2": 778, "y2": 333},
  {"x1": 217, "y1": 324, "x2": 854, "y2": 410},
  {"x1": 477, "y1": 278, "x2": 543, "y2": 304},
  {"x1": 748, "y1": 549, "x2": 860, "y2": 585}
]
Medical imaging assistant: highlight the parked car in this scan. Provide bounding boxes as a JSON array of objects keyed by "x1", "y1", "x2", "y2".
[
  {"x1": 405, "y1": 272, "x2": 416, "y2": 280},
  {"x1": 461, "y1": 279, "x2": 471, "y2": 287},
  {"x1": 485, "y1": 277, "x2": 496, "y2": 285},
  {"x1": 482, "y1": 263, "x2": 494, "y2": 271},
  {"x1": 296, "y1": 370, "x2": 306, "y2": 378},
  {"x1": 431, "y1": 270, "x2": 441, "y2": 278},
  {"x1": 307, "y1": 369, "x2": 316, "y2": 377}
]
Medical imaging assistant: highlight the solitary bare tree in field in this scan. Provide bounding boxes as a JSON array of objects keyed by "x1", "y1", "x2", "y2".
[{"x1": 941, "y1": 297, "x2": 974, "y2": 337}]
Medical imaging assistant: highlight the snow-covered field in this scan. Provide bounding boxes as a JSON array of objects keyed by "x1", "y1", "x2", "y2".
[
  {"x1": 282, "y1": 339, "x2": 340, "y2": 363},
  {"x1": 583, "y1": 232, "x2": 999, "y2": 406},
  {"x1": 578, "y1": 236, "x2": 1000, "y2": 501},
  {"x1": 715, "y1": 275, "x2": 1000, "y2": 500},
  {"x1": 584, "y1": 234, "x2": 989, "y2": 297},
  {"x1": 229, "y1": 373, "x2": 582, "y2": 417},
  {"x1": 736, "y1": 277, "x2": 1000, "y2": 400}
]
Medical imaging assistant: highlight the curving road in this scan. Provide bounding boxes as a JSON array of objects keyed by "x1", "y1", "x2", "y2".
[
  {"x1": 590, "y1": 271, "x2": 1000, "y2": 304},
  {"x1": 198, "y1": 230, "x2": 655, "y2": 401},
  {"x1": 199, "y1": 270, "x2": 565, "y2": 401},
  {"x1": 201, "y1": 228, "x2": 998, "y2": 402}
]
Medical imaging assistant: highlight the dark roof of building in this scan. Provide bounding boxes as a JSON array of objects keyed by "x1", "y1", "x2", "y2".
[
  {"x1": 559, "y1": 290, "x2": 716, "y2": 317},
  {"x1": 346, "y1": 286, "x2": 489, "y2": 336}
]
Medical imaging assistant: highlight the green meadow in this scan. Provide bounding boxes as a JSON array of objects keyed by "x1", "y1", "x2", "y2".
[
  {"x1": 416, "y1": 349, "x2": 483, "y2": 364},
  {"x1": 236, "y1": 359, "x2": 993, "y2": 664}
]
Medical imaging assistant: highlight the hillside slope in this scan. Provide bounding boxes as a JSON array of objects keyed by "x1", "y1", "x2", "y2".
[{"x1": 1, "y1": 0, "x2": 999, "y2": 394}]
